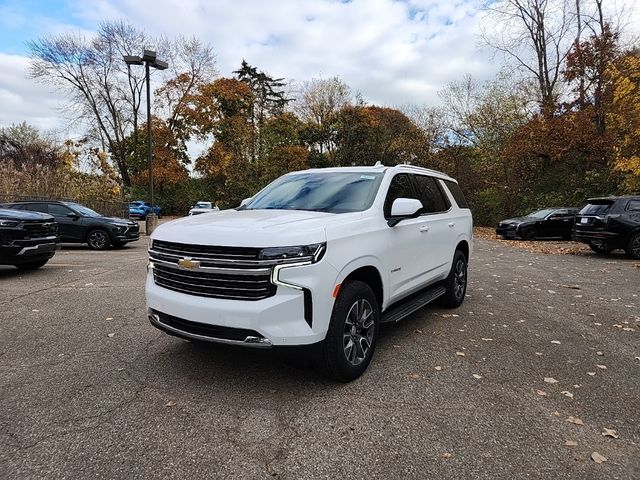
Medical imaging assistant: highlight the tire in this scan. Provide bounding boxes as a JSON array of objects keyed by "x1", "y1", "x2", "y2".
[
  {"x1": 87, "y1": 229, "x2": 111, "y2": 250},
  {"x1": 626, "y1": 232, "x2": 640, "y2": 259},
  {"x1": 589, "y1": 241, "x2": 613, "y2": 254},
  {"x1": 438, "y1": 250, "x2": 468, "y2": 308},
  {"x1": 15, "y1": 259, "x2": 49, "y2": 270},
  {"x1": 317, "y1": 280, "x2": 379, "y2": 382},
  {"x1": 520, "y1": 227, "x2": 536, "y2": 240}
]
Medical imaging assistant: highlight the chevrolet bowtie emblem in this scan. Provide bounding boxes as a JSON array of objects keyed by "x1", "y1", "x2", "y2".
[{"x1": 178, "y1": 257, "x2": 201, "y2": 270}]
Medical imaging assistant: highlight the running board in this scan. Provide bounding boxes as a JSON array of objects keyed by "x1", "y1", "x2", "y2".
[{"x1": 381, "y1": 285, "x2": 446, "y2": 324}]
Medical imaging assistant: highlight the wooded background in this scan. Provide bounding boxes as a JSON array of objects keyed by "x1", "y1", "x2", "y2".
[{"x1": 1, "y1": 0, "x2": 638, "y2": 225}]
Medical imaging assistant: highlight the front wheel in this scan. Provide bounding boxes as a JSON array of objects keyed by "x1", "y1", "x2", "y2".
[
  {"x1": 87, "y1": 229, "x2": 111, "y2": 250},
  {"x1": 15, "y1": 259, "x2": 49, "y2": 270},
  {"x1": 438, "y1": 250, "x2": 468, "y2": 308},
  {"x1": 589, "y1": 241, "x2": 613, "y2": 254},
  {"x1": 626, "y1": 232, "x2": 640, "y2": 259},
  {"x1": 317, "y1": 280, "x2": 379, "y2": 382},
  {"x1": 520, "y1": 227, "x2": 536, "y2": 240}
]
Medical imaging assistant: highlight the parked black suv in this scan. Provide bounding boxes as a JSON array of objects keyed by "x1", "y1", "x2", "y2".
[
  {"x1": 573, "y1": 196, "x2": 640, "y2": 259},
  {"x1": 496, "y1": 207, "x2": 579, "y2": 240},
  {"x1": 0, "y1": 208, "x2": 58, "y2": 270},
  {"x1": 3, "y1": 201, "x2": 139, "y2": 250}
]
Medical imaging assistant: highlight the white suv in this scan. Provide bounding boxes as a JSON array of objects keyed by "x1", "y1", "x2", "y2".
[{"x1": 146, "y1": 165, "x2": 473, "y2": 381}]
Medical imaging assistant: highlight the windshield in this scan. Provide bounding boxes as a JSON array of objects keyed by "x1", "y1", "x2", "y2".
[
  {"x1": 580, "y1": 202, "x2": 613, "y2": 216},
  {"x1": 195, "y1": 202, "x2": 211, "y2": 208},
  {"x1": 244, "y1": 172, "x2": 384, "y2": 213},
  {"x1": 69, "y1": 203, "x2": 101, "y2": 217},
  {"x1": 527, "y1": 208, "x2": 555, "y2": 219}
]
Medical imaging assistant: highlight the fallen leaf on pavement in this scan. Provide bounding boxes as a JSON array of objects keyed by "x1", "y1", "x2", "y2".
[
  {"x1": 473, "y1": 374, "x2": 482, "y2": 379},
  {"x1": 544, "y1": 377, "x2": 559, "y2": 384},
  {"x1": 535, "y1": 352, "x2": 544, "y2": 356},
  {"x1": 587, "y1": 372, "x2": 596, "y2": 376},
  {"x1": 596, "y1": 364, "x2": 607, "y2": 369},
  {"x1": 551, "y1": 340, "x2": 561, "y2": 344},
  {"x1": 602, "y1": 428, "x2": 619, "y2": 439},
  {"x1": 106, "y1": 317, "x2": 113, "y2": 321},
  {"x1": 560, "y1": 284, "x2": 581, "y2": 290},
  {"x1": 561, "y1": 391, "x2": 574, "y2": 398},
  {"x1": 536, "y1": 390, "x2": 547, "y2": 396},
  {"x1": 107, "y1": 333, "x2": 115, "y2": 338},
  {"x1": 567, "y1": 416, "x2": 584, "y2": 425},
  {"x1": 435, "y1": 366, "x2": 443, "y2": 371},
  {"x1": 481, "y1": 338, "x2": 493, "y2": 341},
  {"x1": 564, "y1": 440, "x2": 578, "y2": 447},
  {"x1": 414, "y1": 329, "x2": 422, "y2": 334},
  {"x1": 596, "y1": 351, "x2": 603, "y2": 356},
  {"x1": 442, "y1": 452, "x2": 452, "y2": 459},
  {"x1": 455, "y1": 351, "x2": 465, "y2": 357},
  {"x1": 409, "y1": 373, "x2": 421, "y2": 380},
  {"x1": 591, "y1": 452, "x2": 607, "y2": 464},
  {"x1": 165, "y1": 400, "x2": 177, "y2": 407}
]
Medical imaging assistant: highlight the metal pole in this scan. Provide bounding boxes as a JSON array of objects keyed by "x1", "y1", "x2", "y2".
[{"x1": 145, "y1": 60, "x2": 153, "y2": 208}]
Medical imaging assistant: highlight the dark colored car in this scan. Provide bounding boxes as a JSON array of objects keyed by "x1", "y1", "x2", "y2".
[
  {"x1": 0, "y1": 208, "x2": 58, "y2": 270},
  {"x1": 573, "y1": 196, "x2": 640, "y2": 259},
  {"x1": 496, "y1": 207, "x2": 579, "y2": 240},
  {"x1": 3, "y1": 201, "x2": 139, "y2": 250},
  {"x1": 129, "y1": 200, "x2": 162, "y2": 219}
]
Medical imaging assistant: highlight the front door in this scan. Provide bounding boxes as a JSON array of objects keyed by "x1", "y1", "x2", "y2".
[{"x1": 46, "y1": 204, "x2": 85, "y2": 241}]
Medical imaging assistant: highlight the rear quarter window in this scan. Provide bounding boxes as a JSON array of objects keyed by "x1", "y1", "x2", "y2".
[
  {"x1": 626, "y1": 200, "x2": 640, "y2": 212},
  {"x1": 443, "y1": 180, "x2": 469, "y2": 209}
]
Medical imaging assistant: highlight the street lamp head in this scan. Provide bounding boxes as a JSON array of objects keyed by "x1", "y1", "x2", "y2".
[
  {"x1": 142, "y1": 49, "x2": 157, "y2": 62},
  {"x1": 151, "y1": 59, "x2": 168, "y2": 70},
  {"x1": 123, "y1": 55, "x2": 143, "y2": 66}
]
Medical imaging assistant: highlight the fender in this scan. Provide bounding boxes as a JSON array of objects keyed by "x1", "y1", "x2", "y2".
[{"x1": 330, "y1": 255, "x2": 388, "y2": 307}]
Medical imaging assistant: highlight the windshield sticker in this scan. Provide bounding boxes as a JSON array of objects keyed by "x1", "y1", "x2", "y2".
[{"x1": 360, "y1": 175, "x2": 376, "y2": 180}]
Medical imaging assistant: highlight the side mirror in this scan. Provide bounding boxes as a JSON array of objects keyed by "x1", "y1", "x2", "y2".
[
  {"x1": 388, "y1": 198, "x2": 423, "y2": 226},
  {"x1": 240, "y1": 197, "x2": 252, "y2": 207},
  {"x1": 67, "y1": 213, "x2": 80, "y2": 219}
]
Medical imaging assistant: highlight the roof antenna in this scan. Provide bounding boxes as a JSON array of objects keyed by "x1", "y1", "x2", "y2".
[{"x1": 374, "y1": 161, "x2": 383, "y2": 167}]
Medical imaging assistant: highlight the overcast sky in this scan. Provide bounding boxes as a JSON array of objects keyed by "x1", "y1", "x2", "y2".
[{"x1": 0, "y1": 0, "x2": 637, "y2": 138}]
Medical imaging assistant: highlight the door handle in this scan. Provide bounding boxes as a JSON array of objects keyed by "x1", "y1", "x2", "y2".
[
  {"x1": 448, "y1": 222, "x2": 455, "y2": 228},
  {"x1": 419, "y1": 226, "x2": 430, "y2": 233}
]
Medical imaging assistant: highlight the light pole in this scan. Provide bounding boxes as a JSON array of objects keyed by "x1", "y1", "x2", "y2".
[{"x1": 123, "y1": 50, "x2": 168, "y2": 234}]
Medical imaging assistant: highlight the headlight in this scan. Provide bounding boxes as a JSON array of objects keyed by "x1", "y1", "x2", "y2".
[
  {"x1": 259, "y1": 243, "x2": 326, "y2": 264},
  {"x1": 0, "y1": 219, "x2": 20, "y2": 227}
]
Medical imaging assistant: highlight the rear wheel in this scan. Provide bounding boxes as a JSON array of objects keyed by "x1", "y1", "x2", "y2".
[
  {"x1": 317, "y1": 280, "x2": 379, "y2": 382},
  {"x1": 438, "y1": 250, "x2": 468, "y2": 308},
  {"x1": 626, "y1": 232, "x2": 640, "y2": 259},
  {"x1": 87, "y1": 229, "x2": 111, "y2": 250},
  {"x1": 589, "y1": 241, "x2": 613, "y2": 254},
  {"x1": 15, "y1": 259, "x2": 49, "y2": 270}
]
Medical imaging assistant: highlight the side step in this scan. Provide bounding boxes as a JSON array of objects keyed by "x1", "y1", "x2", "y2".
[{"x1": 380, "y1": 284, "x2": 446, "y2": 324}]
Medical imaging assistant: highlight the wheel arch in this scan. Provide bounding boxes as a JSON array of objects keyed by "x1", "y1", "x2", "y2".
[
  {"x1": 339, "y1": 265, "x2": 384, "y2": 310},
  {"x1": 455, "y1": 239, "x2": 470, "y2": 261}
]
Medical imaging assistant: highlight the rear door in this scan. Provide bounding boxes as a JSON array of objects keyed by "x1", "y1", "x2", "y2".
[
  {"x1": 544, "y1": 209, "x2": 574, "y2": 237},
  {"x1": 411, "y1": 174, "x2": 453, "y2": 280}
]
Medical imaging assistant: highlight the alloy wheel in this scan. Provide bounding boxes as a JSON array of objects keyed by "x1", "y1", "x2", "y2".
[
  {"x1": 343, "y1": 299, "x2": 375, "y2": 366},
  {"x1": 454, "y1": 259, "x2": 466, "y2": 299},
  {"x1": 88, "y1": 231, "x2": 108, "y2": 249},
  {"x1": 633, "y1": 236, "x2": 640, "y2": 257}
]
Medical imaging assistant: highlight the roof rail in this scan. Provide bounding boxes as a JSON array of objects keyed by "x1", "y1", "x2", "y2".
[{"x1": 396, "y1": 164, "x2": 449, "y2": 177}]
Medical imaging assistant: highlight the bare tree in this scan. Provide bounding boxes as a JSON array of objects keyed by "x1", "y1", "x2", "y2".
[
  {"x1": 27, "y1": 21, "x2": 216, "y2": 186},
  {"x1": 481, "y1": 0, "x2": 575, "y2": 117},
  {"x1": 401, "y1": 104, "x2": 448, "y2": 158},
  {"x1": 293, "y1": 76, "x2": 352, "y2": 156}
]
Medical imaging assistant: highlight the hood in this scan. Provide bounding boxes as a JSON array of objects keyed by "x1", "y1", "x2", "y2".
[
  {"x1": 500, "y1": 217, "x2": 533, "y2": 225},
  {"x1": 0, "y1": 208, "x2": 53, "y2": 221},
  {"x1": 95, "y1": 216, "x2": 137, "y2": 225},
  {"x1": 152, "y1": 209, "x2": 359, "y2": 247}
]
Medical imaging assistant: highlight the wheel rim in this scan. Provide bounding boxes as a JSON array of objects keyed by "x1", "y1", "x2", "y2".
[
  {"x1": 343, "y1": 299, "x2": 375, "y2": 366},
  {"x1": 454, "y1": 259, "x2": 466, "y2": 299},
  {"x1": 633, "y1": 236, "x2": 640, "y2": 256},
  {"x1": 88, "y1": 231, "x2": 107, "y2": 249}
]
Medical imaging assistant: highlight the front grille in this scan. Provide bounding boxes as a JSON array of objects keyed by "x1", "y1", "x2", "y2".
[
  {"x1": 150, "y1": 240, "x2": 276, "y2": 300},
  {"x1": 152, "y1": 239, "x2": 260, "y2": 263},
  {"x1": 152, "y1": 263, "x2": 276, "y2": 300},
  {"x1": 22, "y1": 221, "x2": 57, "y2": 238},
  {"x1": 152, "y1": 310, "x2": 264, "y2": 341}
]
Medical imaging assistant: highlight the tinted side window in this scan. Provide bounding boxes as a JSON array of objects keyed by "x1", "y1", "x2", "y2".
[
  {"x1": 443, "y1": 180, "x2": 469, "y2": 209},
  {"x1": 413, "y1": 175, "x2": 450, "y2": 214},
  {"x1": 384, "y1": 174, "x2": 416, "y2": 217},
  {"x1": 48, "y1": 204, "x2": 72, "y2": 217},
  {"x1": 23, "y1": 203, "x2": 47, "y2": 213},
  {"x1": 626, "y1": 200, "x2": 640, "y2": 212}
]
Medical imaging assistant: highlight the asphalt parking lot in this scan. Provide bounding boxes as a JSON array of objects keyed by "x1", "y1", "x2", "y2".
[{"x1": 1, "y1": 238, "x2": 639, "y2": 479}]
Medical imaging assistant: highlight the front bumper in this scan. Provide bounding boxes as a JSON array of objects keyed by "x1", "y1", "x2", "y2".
[
  {"x1": 0, "y1": 238, "x2": 58, "y2": 264},
  {"x1": 145, "y1": 259, "x2": 338, "y2": 346},
  {"x1": 496, "y1": 225, "x2": 518, "y2": 237}
]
